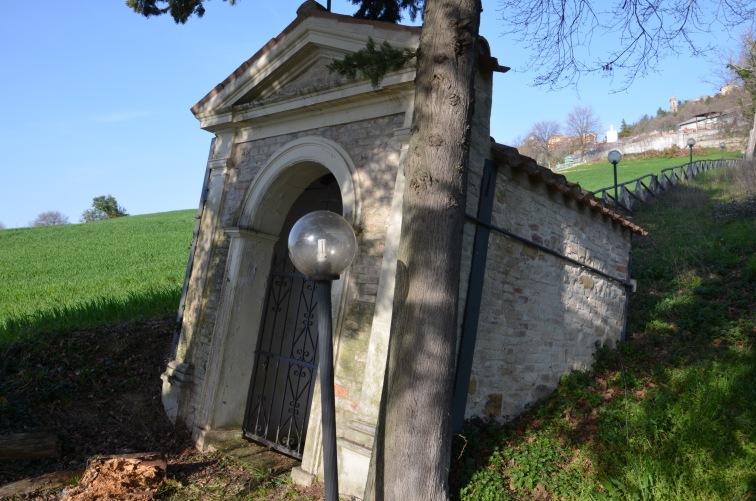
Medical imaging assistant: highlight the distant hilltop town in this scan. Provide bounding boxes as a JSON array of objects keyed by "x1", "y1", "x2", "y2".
[
  {"x1": 563, "y1": 85, "x2": 750, "y2": 168},
  {"x1": 516, "y1": 82, "x2": 750, "y2": 170},
  {"x1": 605, "y1": 85, "x2": 743, "y2": 144}
]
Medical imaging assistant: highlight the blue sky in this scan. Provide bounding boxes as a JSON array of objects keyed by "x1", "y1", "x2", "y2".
[{"x1": 0, "y1": 0, "x2": 741, "y2": 228}]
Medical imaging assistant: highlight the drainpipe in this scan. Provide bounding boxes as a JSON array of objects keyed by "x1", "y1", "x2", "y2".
[{"x1": 170, "y1": 138, "x2": 215, "y2": 358}]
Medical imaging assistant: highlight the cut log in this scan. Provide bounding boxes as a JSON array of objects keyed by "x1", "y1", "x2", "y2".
[
  {"x1": 0, "y1": 432, "x2": 60, "y2": 460},
  {"x1": 0, "y1": 470, "x2": 82, "y2": 498}
]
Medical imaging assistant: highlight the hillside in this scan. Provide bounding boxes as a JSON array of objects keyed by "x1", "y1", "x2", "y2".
[
  {"x1": 560, "y1": 147, "x2": 740, "y2": 192},
  {"x1": 517, "y1": 85, "x2": 753, "y2": 169},
  {"x1": 0, "y1": 210, "x2": 195, "y2": 344},
  {"x1": 625, "y1": 88, "x2": 751, "y2": 137}
]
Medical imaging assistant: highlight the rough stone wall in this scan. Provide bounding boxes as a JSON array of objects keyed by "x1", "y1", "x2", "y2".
[
  {"x1": 183, "y1": 113, "x2": 405, "y2": 433},
  {"x1": 464, "y1": 166, "x2": 632, "y2": 420}
]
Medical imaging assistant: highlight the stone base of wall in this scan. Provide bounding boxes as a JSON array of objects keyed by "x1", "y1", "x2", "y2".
[{"x1": 160, "y1": 361, "x2": 194, "y2": 426}]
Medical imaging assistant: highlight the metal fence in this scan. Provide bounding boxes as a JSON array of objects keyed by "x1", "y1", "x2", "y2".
[{"x1": 593, "y1": 158, "x2": 744, "y2": 211}]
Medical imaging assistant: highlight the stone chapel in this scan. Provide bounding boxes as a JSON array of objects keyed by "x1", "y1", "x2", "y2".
[{"x1": 159, "y1": 2, "x2": 646, "y2": 498}]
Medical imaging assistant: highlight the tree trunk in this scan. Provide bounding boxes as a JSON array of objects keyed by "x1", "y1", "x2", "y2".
[
  {"x1": 364, "y1": 0, "x2": 481, "y2": 498},
  {"x1": 746, "y1": 113, "x2": 756, "y2": 161}
]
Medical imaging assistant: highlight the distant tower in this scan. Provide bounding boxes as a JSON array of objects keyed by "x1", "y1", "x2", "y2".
[
  {"x1": 670, "y1": 95, "x2": 678, "y2": 113},
  {"x1": 606, "y1": 124, "x2": 618, "y2": 143}
]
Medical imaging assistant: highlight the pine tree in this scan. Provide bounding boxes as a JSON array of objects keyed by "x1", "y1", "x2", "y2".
[{"x1": 619, "y1": 119, "x2": 633, "y2": 138}]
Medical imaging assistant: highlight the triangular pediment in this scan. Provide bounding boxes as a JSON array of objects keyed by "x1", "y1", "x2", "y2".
[
  {"x1": 191, "y1": 4, "x2": 420, "y2": 129},
  {"x1": 233, "y1": 45, "x2": 346, "y2": 107}
]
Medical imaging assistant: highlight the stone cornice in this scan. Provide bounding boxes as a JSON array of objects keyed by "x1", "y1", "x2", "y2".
[
  {"x1": 207, "y1": 157, "x2": 232, "y2": 173},
  {"x1": 197, "y1": 74, "x2": 415, "y2": 137}
]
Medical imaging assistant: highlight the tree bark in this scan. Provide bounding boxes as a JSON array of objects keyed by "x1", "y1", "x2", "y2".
[
  {"x1": 746, "y1": 114, "x2": 756, "y2": 161},
  {"x1": 364, "y1": 0, "x2": 481, "y2": 498}
]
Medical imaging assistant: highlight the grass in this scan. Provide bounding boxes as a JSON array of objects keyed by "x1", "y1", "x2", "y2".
[
  {"x1": 450, "y1": 159, "x2": 756, "y2": 499},
  {"x1": 0, "y1": 210, "x2": 195, "y2": 345},
  {"x1": 561, "y1": 147, "x2": 743, "y2": 192}
]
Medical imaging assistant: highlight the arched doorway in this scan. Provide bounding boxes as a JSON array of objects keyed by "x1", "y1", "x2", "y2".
[
  {"x1": 190, "y1": 136, "x2": 360, "y2": 462},
  {"x1": 243, "y1": 173, "x2": 342, "y2": 458}
]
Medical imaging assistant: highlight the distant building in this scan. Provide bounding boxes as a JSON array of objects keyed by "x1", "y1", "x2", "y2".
[
  {"x1": 676, "y1": 111, "x2": 734, "y2": 132},
  {"x1": 606, "y1": 124, "x2": 618, "y2": 143},
  {"x1": 719, "y1": 84, "x2": 738, "y2": 95},
  {"x1": 582, "y1": 132, "x2": 598, "y2": 144},
  {"x1": 548, "y1": 134, "x2": 567, "y2": 147},
  {"x1": 670, "y1": 95, "x2": 678, "y2": 113}
]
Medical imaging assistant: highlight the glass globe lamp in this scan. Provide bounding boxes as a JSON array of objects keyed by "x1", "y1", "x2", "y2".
[{"x1": 288, "y1": 210, "x2": 357, "y2": 279}]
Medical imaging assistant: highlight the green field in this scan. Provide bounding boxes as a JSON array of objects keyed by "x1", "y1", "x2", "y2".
[
  {"x1": 0, "y1": 210, "x2": 195, "y2": 344},
  {"x1": 561, "y1": 148, "x2": 742, "y2": 192}
]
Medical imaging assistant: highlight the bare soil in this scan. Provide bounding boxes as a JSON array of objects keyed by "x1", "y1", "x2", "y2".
[{"x1": 0, "y1": 316, "x2": 324, "y2": 500}]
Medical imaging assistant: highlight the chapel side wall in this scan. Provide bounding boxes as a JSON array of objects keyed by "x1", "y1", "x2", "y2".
[
  {"x1": 170, "y1": 151, "x2": 234, "y2": 431},
  {"x1": 465, "y1": 167, "x2": 632, "y2": 420},
  {"x1": 181, "y1": 114, "x2": 406, "y2": 436}
]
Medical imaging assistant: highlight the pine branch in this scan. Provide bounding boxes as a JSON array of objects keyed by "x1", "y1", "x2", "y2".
[{"x1": 327, "y1": 38, "x2": 417, "y2": 88}]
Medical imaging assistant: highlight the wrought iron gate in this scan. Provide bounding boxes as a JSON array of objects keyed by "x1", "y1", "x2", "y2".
[{"x1": 243, "y1": 257, "x2": 320, "y2": 458}]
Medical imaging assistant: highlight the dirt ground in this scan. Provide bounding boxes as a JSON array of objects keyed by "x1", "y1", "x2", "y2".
[{"x1": 0, "y1": 315, "x2": 324, "y2": 500}]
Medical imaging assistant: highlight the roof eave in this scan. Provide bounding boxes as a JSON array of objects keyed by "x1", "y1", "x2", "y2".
[{"x1": 490, "y1": 141, "x2": 648, "y2": 237}]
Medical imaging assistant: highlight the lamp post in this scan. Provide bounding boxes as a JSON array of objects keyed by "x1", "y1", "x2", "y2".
[
  {"x1": 687, "y1": 137, "x2": 696, "y2": 167},
  {"x1": 720, "y1": 141, "x2": 726, "y2": 160},
  {"x1": 608, "y1": 149, "x2": 622, "y2": 209},
  {"x1": 288, "y1": 210, "x2": 357, "y2": 501}
]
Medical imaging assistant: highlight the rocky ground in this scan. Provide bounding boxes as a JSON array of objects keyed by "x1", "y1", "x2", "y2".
[{"x1": 0, "y1": 315, "x2": 324, "y2": 500}]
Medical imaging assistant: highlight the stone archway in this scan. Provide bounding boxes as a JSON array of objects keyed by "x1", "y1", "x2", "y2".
[
  {"x1": 192, "y1": 136, "x2": 360, "y2": 454},
  {"x1": 239, "y1": 136, "x2": 361, "y2": 231}
]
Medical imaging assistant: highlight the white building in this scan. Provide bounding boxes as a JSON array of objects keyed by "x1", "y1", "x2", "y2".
[{"x1": 606, "y1": 124, "x2": 618, "y2": 143}]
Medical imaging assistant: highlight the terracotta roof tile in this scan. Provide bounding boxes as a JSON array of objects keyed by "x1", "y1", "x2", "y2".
[{"x1": 491, "y1": 142, "x2": 648, "y2": 236}]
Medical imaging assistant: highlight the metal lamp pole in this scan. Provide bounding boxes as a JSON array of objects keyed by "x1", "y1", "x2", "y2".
[
  {"x1": 314, "y1": 278, "x2": 337, "y2": 501},
  {"x1": 720, "y1": 141, "x2": 726, "y2": 160},
  {"x1": 288, "y1": 210, "x2": 357, "y2": 501},
  {"x1": 687, "y1": 137, "x2": 696, "y2": 168},
  {"x1": 608, "y1": 149, "x2": 622, "y2": 210}
]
